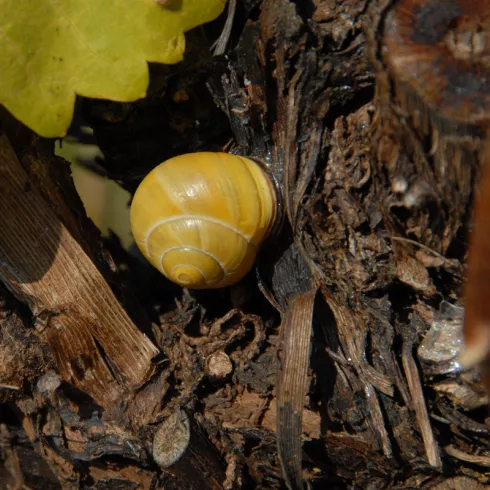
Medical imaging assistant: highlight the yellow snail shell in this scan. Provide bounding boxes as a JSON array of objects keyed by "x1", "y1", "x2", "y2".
[{"x1": 130, "y1": 152, "x2": 279, "y2": 289}]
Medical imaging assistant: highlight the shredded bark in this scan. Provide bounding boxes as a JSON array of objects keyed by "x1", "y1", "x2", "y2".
[{"x1": 1, "y1": 0, "x2": 489, "y2": 488}]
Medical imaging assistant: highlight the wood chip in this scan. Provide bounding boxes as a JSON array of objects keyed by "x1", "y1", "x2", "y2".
[
  {"x1": 0, "y1": 135, "x2": 159, "y2": 410},
  {"x1": 402, "y1": 334, "x2": 442, "y2": 469}
]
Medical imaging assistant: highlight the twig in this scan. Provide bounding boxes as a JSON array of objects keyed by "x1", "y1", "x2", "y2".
[{"x1": 212, "y1": 0, "x2": 237, "y2": 56}]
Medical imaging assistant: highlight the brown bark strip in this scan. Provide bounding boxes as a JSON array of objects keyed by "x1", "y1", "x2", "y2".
[
  {"x1": 277, "y1": 288, "x2": 317, "y2": 490},
  {"x1": 0, "y1": 134, "x2": 159, "y2": 410},
  {"x1": 461, "y1": 144, "x2": 490, "y2": 381},
  {"x1": 402, "y1": 336, "x2": 442, "y2": 469}
]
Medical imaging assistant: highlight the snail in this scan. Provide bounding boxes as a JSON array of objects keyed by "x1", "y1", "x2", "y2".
[{"x1": 130, "y1": 152, "x2": 282, "y2": 289}]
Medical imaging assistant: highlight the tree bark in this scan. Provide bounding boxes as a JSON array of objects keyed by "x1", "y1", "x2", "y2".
[{"x1": 1, "y1": 1, "x2": 489, "y2": 489}]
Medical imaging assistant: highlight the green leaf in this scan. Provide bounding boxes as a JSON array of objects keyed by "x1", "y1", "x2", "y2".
[{"x1": 0, "y1": 0, "x2": 226, "y2": 137}]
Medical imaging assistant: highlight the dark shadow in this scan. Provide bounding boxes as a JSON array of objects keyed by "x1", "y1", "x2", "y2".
[
  {"x1": 58, "y1": 382, "x2": 103, "y2": 420},
  {"x1": 311, "y1": 294, "x2": 341, "y2": 436},
  {"x1": 0, "y1": 112, "x2": 62, "y2": 287}
]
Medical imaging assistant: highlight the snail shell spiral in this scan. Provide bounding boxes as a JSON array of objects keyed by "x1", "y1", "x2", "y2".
[{"x1": 130, "y1": 152, "x2": 278, "y2": 289}]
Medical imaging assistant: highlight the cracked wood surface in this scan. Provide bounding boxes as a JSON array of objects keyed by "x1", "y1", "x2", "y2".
[{"x1": 0, "y1": 135, "x2": 159, "y2": 410}]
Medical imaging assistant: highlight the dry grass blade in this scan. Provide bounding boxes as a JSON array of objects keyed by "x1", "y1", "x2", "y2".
[
  {"x1": 212, "y1": 0, "x2": 236, "y2": 56},
  {"x1": 0, "y1": 135, "x2": 159, "y2": 411},
  {"x1": 276, "y1": 288, "x2": 317, "y2": 490}
]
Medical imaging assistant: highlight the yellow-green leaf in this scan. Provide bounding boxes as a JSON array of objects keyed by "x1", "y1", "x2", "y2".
[{"x1": 0, "y1": 0, "x2": 226, "y2": 137}]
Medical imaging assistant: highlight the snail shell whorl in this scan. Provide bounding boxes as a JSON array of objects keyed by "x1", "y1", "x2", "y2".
[{"x1": 130, "y1": 152, "x2": 278, "y2": 289}]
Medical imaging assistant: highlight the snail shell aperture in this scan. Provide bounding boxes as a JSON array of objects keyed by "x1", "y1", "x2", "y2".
[{"x1": 130, "y1": 152, "x2": 280, "y2": 289}]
